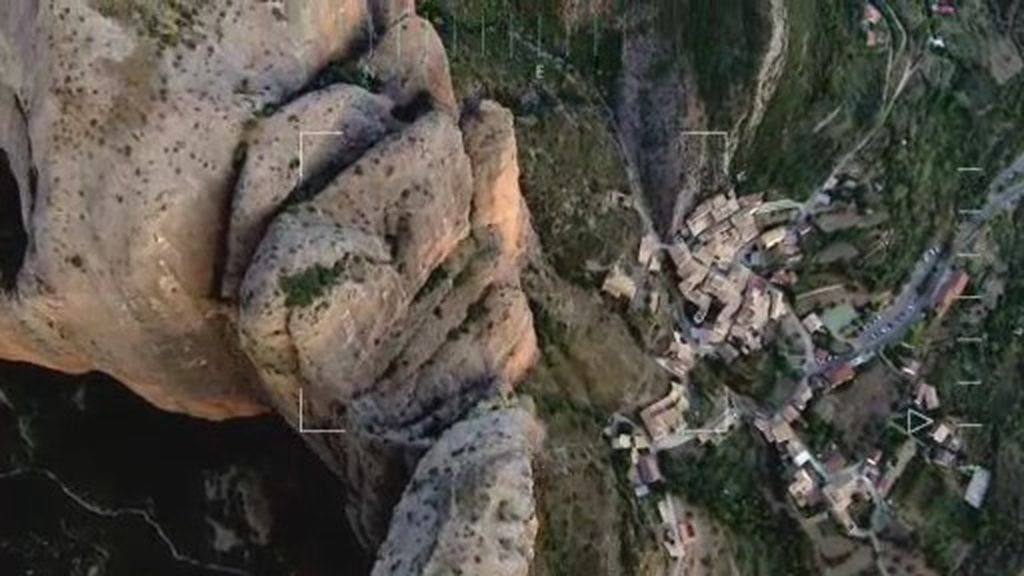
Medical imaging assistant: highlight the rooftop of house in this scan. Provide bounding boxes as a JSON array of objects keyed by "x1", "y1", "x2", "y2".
[
  {"x1": 825, "y1": 363, "x2": 857, "y2": 388},
  {"x1": 915, "y1": 382, "x2": 941, "y2": 411},
  {"x1": 864, "y1": 4, "x2": 883, "y2": 24},
  {"x1": 936, "y1": 270, "x2": 969, "y2": 315},
  {"x1": 964, "y1": 467, "x2": 991, "y2": 509},
  {"x1": 637, "y1": 452, "x2": 664, "y2": 485},
  {"x1": 640, "y1": 382, "x2": 689, "y2": 441},
  {"x1": 788, "y1": 468, "x2": 820, "y2": 507}
]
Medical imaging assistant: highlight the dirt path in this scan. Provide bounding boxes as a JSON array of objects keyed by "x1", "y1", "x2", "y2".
[
  {"x1": 881, "y1": 0, "x2": 908, "y2": 103},
  {"x1": 817, "y1": 4, "x2": 916, "y2": 193},
  {"x1": 828, "y1": 55, "x2": 918, "y2": 184},
  {"x1": 812, "y1": 104, "x2": 844, "y2": 135}
]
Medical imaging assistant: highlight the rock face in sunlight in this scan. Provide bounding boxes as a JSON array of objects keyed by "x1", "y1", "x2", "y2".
[{"x1": 0, "y1": 0, "x2": 541, "y2": 570}]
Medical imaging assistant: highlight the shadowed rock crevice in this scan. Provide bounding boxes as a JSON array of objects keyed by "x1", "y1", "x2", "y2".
[
  {"x1": 390, "y1": 91, "x2": 435, "y2": 123},
  {"x1": 0, "y1": 150, "x2": 27, "y2": 291},
  {"x1": 210, "y1": 141, "x2": 250, "y2": 301}
]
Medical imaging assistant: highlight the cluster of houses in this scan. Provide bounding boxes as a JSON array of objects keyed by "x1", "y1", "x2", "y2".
[
  {"x1": 746, "y1": 348, "x2": 884, "y2": 535},
  {"x1": 607, "y1": 389, "x2": 682, "y2": 499},
  {"x1": 661, "y1": 192, "x2": 800, "y2": 356},
  {"x1": 603, "y1": 177, "x2": 989, "y2": 558},
  {"x1": 862, "y1": 1, "x2": 885, "y2": 48},
  {"x1": 602, "y1": 189, "x2": 808, "y2": 565},
  {"x1": 931, "y1": 0, "x2": 958, "y2": 17},
  {"x1": 901, "y1": 359, "x2": 991, "y2": 509},
  {"x1": 753, "y1": 385, "x2": 868, "y2": 533},
  {"x1": 751, "y1": 344, "x2": 992, "y2": 541},
  {"x1": 603, "y1": 190, "x2": 809, "y2": 373},
  {"x1": 863, "y1": 0, "x2": 958, "y2": 49},
  {"x1": 608, "y1": 427, "x2": 663, "y2": 499},
  {"x1": 759, "y1": 407, "x2": 882, "y2": 534},
  {"x1": 757, "y1": 396, "x2": 890, "y2": 534},
  {"x1": 608, "y1": 378, "x2": 741, "y2": 498},
  {"x1": 928, "y1": 0, "x2": 961, "y2": 49},
  {"x1": 603, "y1": 378, "x2": 737, "y2": 569},
  {"x1": 863, "y1": 0, "x2": 961, "y2": 54}
]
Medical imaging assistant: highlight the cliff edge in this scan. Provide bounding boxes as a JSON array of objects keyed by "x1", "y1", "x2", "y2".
[{"x1": 0, "y1": 0, "x2": 542, "y2": 572}]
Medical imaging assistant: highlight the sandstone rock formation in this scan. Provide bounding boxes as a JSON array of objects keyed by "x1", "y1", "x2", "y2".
[
  {"x1": 221, "y1": 83, "x2": 397, "y2": 299},
  {"x1": 0, "y1": 0, "x2": 376, "y2": 419},
  {"x1": 236, "y1": 98, "x2": 538, "y2": 547},
  {"x1": 371, "y1": 403, "x2": 543, "y2": 576},
  {"x1": 0, "y1": 0, "x2": 543, "y2": 572},
  {"x1": 365, "y1": 14, "x2": 458, "y2": 117}
]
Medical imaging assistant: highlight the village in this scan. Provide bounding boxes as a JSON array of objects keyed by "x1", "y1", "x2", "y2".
[
  {"x1": 598, "y1": 176, "x2": 991, "y2": 571},
  {"x1": 583, "y1": 0, "x2": 1019, "y2": 570},
  {"x1": 598, "y1": 182, "x2": 991, "y2": 565}
]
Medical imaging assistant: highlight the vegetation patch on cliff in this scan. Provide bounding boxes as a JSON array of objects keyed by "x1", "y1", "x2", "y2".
[
  {"x1": 91, "y1": 0, "x2": 210, "y2": 49},
  {"x1": 280, "y1": 263, "x2": 342, "y2": 308},
  {"x1": 279, "y1": 255, "x2": 371, "y2": 308},
  {"x1": 521, "y1": 271, "x2": 666, "y2": 575}
]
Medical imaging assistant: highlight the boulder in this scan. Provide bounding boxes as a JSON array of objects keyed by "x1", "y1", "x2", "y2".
[
  {"x1": 371, "y1": 404, "x2": 543, "y2": 576},
  {"x1": 364, "y1": 15, "x2": 458, "y2": 117},
  {"x1": 222, "y1": 84, "x2": 395, "y2": 298}
]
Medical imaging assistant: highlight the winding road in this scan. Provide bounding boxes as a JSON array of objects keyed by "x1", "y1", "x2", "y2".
[{"x1": 814, "y1": 153, "x2": 1024, "y2": 378}]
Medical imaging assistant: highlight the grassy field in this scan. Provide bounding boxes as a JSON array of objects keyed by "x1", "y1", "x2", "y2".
[{"x1": 888, "y1": 454, "x2": 977, "y2": 573}]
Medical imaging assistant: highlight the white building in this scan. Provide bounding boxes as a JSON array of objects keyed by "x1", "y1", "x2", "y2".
[{"x1": 964, "y1": 467, "x2": 991, "y2": 509}]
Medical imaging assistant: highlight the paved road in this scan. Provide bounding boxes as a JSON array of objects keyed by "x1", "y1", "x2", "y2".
[{"x1": 812, "y1": 154, "x2": 1024, "y2": 378}]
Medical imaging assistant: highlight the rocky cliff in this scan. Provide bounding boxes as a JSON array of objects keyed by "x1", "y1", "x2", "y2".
[
  {"x1": 0, "y1": 0, "x2": 542, "y2": 573},
  {"x1": 372, "y1": 402, "x2": 543, "y2": 576}
]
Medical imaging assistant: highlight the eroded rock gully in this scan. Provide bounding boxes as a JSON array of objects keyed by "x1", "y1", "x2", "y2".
[{"x1": 0, "y1": 1, "x2": 542, "y2": 573}]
